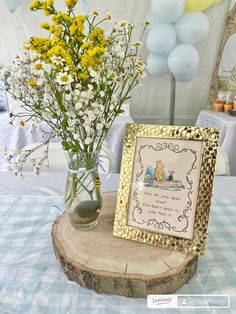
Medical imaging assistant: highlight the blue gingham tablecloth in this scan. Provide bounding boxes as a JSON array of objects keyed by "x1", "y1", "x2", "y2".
[{"x1": 0, "y1": 195, "x2": 235, "y2": 314}]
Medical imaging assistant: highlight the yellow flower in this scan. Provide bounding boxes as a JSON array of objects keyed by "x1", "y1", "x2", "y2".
[
  {"x1": 41, "y1": 22, "x2": 50, "y2": 30},
  {"x1": 69, "y1": 16, "x2": 86, "y2": 39},
  {"x1": 19, "y1": 121, "x2": 25, "y2": 127},
  {"x1": 78, "y1": 70, "x2": 89, "y2": 81},
  {"x1": 52, "y1": 13, "x2": 71, "y2": 24},
  {"x1": 80, "y1": 46, "x2": 106, "y2": 69},
  {"x1": 28, "y1": 78, "x2": 38, "y2": 87},
  {"x1": 47, "y1": 45, "x2": 73, "y2": 70},
  {"x1": 29, "y1": 0, "x2": 42, "y2": 11},
  {"x1": 88, "y1": 28, "x2": 104, "y2": 43},
  {"x1": 49, "y1": 25, "x2": 64, "y2": 43},
  {"x1": 41, "y1": 0, "x2": 55, "y2": 16},
  {"x1": 65, "y1": 0, "x2": 78, "y2": 10},
  {"x1": 28, "y1": 37, "x2": 53, "y2": 56},
  {"x1": 81, "y1": 42, "x2": 93, "y2": 50}
]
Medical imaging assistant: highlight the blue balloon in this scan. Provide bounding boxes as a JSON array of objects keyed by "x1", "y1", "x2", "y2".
[
  {"x1": 168, "y1": 44, "x2": 199, "y2": 77},
  {"x1": 151, "y1": 0, "x2": 185, "y2": 23},
  {"x1": 0, "y1": 0, "x2": 23, "y2": 12},
  {"x1": 146, "y1": 24, "x2": 176, "y2": 56},
  {"x1": 173, "y1": 68, "x2": 198, "y2": 82},
  {"x1": 175, "y1": 13, "x2": 210, "y2": 45},
  {"x1": 147, "y1": 54, "x2": 169, "y2": 76}
]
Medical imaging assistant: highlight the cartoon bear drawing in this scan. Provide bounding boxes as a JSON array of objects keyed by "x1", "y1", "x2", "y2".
[{"x1": 154, "y1": 160, "x2": 165, "y2": 183}]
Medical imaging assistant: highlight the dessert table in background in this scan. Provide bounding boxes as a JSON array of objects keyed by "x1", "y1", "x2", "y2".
[
  {"x1": 196, "y1": 110, "x2": 236, "y2": 176},
  {"x1": 0, "y1": 171, "x2": 235, "y2": 314},
  {"x1": 0, "y1": 111, "x2": 133, "y2": 172}
]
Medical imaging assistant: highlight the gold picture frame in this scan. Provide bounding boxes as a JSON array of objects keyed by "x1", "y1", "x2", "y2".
[{"x1": 113, "y1": 124, "x2": 219, "y2": 256}]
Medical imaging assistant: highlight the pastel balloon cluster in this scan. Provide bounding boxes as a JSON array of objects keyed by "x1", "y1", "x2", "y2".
[
  {"x1": 146, "y1": 0, "x2": 223, "y2": 82},
  {"x1": 0, "y1": 0, "x2": 23, "y2": 13}
]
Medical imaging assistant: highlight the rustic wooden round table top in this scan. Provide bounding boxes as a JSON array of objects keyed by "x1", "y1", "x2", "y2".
[{"x1": 52, "y1": 192, "x2": 197, "y2": 297}]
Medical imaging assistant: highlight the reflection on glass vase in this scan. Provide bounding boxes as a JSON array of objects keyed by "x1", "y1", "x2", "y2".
[{"x1": 64, "y1": 151, "x2": 102, "y2": 230}]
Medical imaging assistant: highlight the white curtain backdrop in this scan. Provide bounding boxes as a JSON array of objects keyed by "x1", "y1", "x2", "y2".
[{"x1": 0, "y1": 0, "x2": 231, "y2": 125}]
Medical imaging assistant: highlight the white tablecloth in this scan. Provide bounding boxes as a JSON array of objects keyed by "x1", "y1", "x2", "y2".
[
  {"x1": 0, "y1": 112, "x2": 133, "y2": 172},
  {"x1": 196, "y1": 110, "x2": 236, "y2": 176}
]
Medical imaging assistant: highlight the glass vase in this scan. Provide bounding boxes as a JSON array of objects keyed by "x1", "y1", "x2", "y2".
[{"x1": 64, "y1": 151, "x2": 103, "y2": 230}]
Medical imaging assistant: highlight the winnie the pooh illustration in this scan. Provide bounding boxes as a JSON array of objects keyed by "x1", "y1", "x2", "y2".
[{"x1": 154, "y1": 160, "x2": 165, "y2": 183}]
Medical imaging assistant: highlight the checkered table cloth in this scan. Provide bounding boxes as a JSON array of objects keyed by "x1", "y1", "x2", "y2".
[{"x1": 0, "y1": 196, "x2": 235, "y2": 314}]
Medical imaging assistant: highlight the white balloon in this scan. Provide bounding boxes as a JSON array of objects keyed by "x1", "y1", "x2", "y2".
[
  {"x1": 168, "y1": 44, "x2": 199, "y2": 77},
  {"x1": 146, "y1": 24, "x2": 176, "y2": 56},
  {"x1": 151, "y1": 0, "x2": 185, "y2": 23},
  {"x1": 147, "y1": 54, "x2": 169, "y2": 76},
  {"x1": 175, "y1": 13, "x2": 210, "y2": 45},
  {"x1": 0, "y1": 0, "x2": 23, "y2": 12}
]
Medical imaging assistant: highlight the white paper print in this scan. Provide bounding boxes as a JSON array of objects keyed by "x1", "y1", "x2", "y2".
[{"x1": 128, "y1": 137, "x2": 203, "y2": 240}]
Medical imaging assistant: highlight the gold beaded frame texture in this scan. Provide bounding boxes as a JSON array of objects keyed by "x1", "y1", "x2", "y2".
[{"x1": 113, "y1": 124, "x2": 219, "y2": 256}]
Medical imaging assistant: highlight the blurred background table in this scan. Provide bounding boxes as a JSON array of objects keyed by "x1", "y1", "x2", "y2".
[{"x1": 196, "y1": 110, "x2": 236, "y2": 175}]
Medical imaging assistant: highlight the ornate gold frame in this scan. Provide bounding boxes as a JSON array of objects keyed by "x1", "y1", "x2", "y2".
[{"x1": 113, "y1": 124, "x2": 219, "y2": 256}]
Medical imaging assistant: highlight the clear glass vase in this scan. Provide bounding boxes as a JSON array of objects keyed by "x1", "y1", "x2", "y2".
[{"x1": 64, "y1": 151, "x2": 103, "y2": 230}]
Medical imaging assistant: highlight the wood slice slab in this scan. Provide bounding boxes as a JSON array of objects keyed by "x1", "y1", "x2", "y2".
[{"x1": 52, "y1": 192, "x2": 198, "y2": 298}]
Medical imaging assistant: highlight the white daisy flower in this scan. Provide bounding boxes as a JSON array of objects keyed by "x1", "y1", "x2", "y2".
[
  {"x1": 51, "y1": 55, "x2": 64, "y2": 66},
  {"x1": 92, "y1": 11, "x2": 100, "y2": 16},
  {"x1": 133, "y1": 41, "x2": 143, "y2": 48},
  {"x1": 56, "y1": 72, "x2": 74, "y2": 85},
  {"x1": 107, "y1": 12, "x2": 113, "y2": 21},
  {"x1": 119, "y1": 21, "x2": 127, "y2": 28},
  {"x1": 31, "y1": 61, "x2": 44, "y2": 75},
  {"x1": 44, "y1": 63, "x2": 53, "y2": 73}
]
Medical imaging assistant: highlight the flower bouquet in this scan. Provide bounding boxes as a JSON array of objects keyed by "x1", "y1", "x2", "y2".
[{"x1": 1, "y1": 0, "x2": 147, "y2": 229}]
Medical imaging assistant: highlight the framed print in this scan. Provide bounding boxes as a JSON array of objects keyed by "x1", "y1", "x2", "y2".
[{"x1": 113, "y1": 124, "x2": 219, "y2": 256}]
